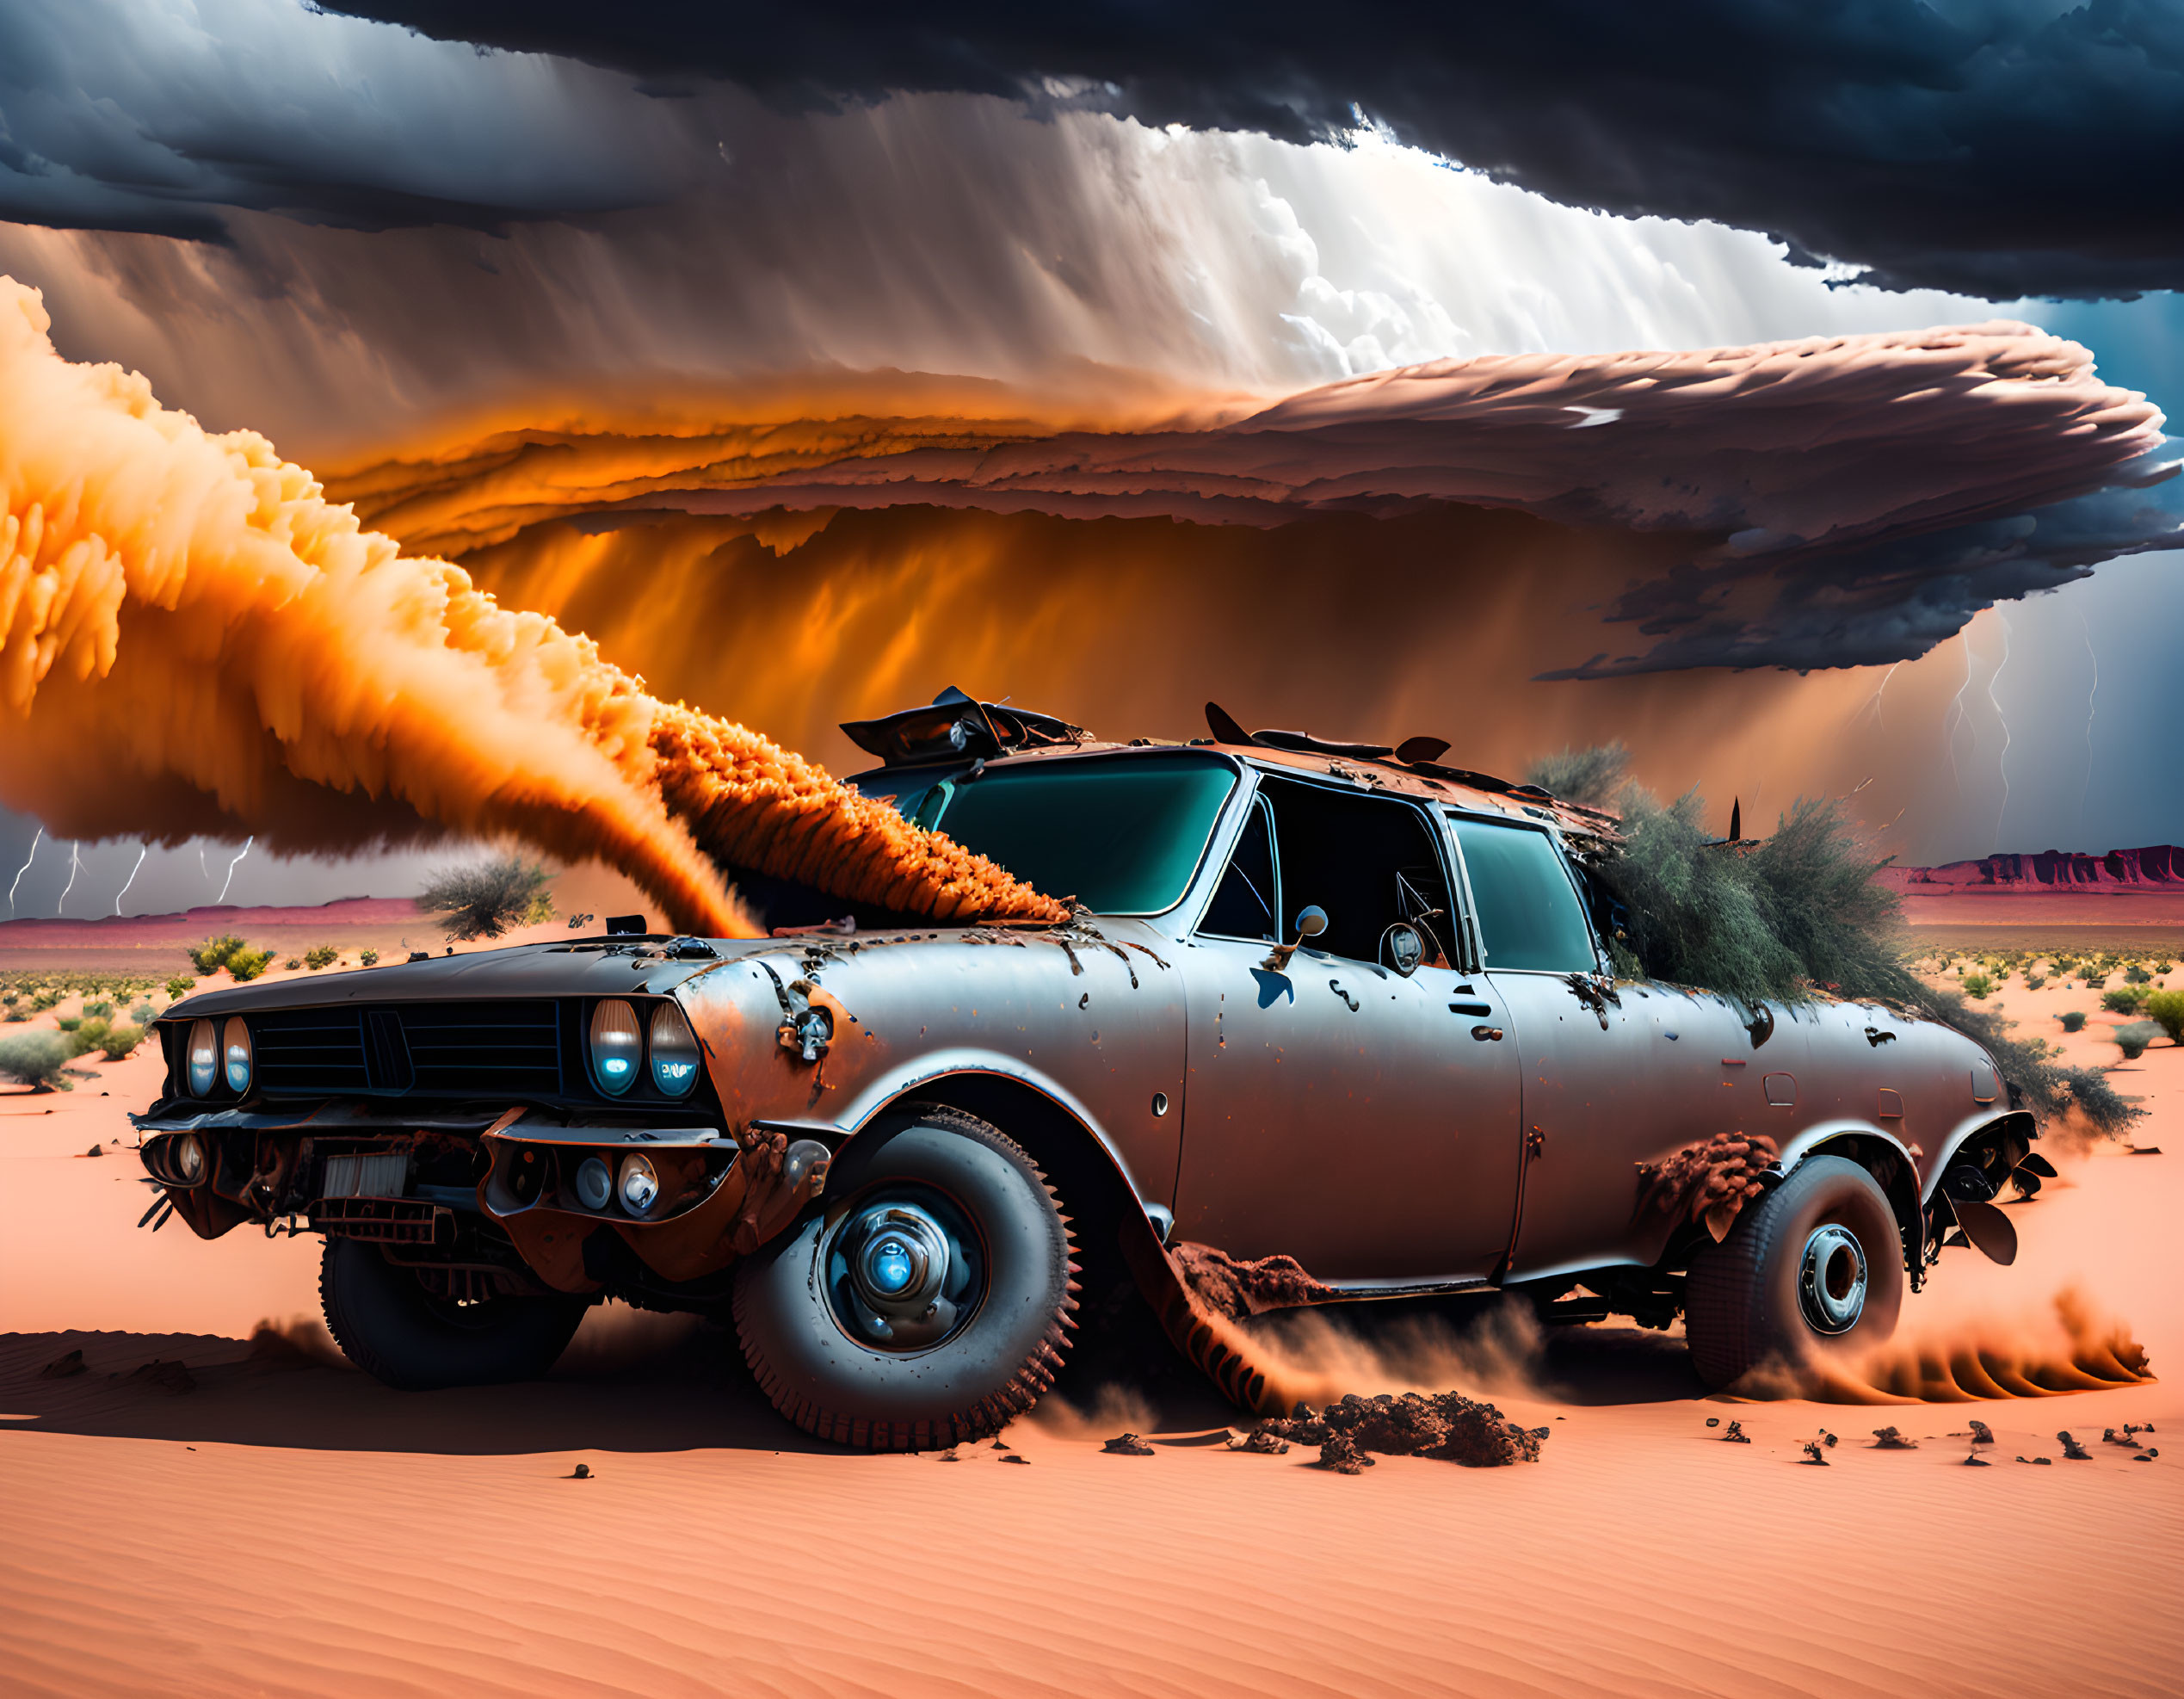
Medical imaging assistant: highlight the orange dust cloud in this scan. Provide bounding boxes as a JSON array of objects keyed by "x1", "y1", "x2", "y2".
[{"x1": 0, "y1": 279, "x2": 1061, "y2": 933}]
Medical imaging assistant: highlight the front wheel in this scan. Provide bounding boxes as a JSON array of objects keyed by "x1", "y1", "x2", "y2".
[
  {"x1": 1685, "y1": 1155, "x2": 1904, "y2": 1391},
  {"x1": 733, "y1": 1105, "x2": 1078, "y2": 1449},
  {"x1": 319, "y1": 1238, "x2": 588, "y2": 1390}
]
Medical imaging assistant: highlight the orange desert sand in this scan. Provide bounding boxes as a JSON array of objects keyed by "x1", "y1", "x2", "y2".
[{"x1": 3, "y1": 950, "x2": 2181, "y2": 1697}]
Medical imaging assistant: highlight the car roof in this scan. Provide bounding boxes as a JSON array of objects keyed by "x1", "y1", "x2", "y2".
[{"x1": 846, "y1": 737, "x2": 1622, "y2": 855}]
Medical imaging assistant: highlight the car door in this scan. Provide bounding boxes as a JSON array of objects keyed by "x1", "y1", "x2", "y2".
[
  {"x1": 1452, "y1": 812, "x2": 1755, "y2": 1281},
  {"x1": 1171, "y1": 773, "x2": 1525, "y2": 1284}
]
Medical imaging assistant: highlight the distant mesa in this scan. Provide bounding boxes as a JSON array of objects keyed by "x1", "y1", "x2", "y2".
[{"x1": 1879, "y1": 846, "x2": 2184, "y2": 893}]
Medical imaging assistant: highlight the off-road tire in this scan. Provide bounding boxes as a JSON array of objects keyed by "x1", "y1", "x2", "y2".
[
  {"x1": 733, "y1": 1104, "x2": 1078, "y2": 1449},
  {"x1": 1685, "y1": 1155, "x2": 1904, "y2": 1391},
  {"x1": 319, "y1": 1238, "x2": 587, "y2": 1391}
]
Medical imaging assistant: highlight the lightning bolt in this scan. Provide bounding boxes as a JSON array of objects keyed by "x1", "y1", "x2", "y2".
[
  {"x1": 1943, "y1": 631, "x2": 1976, "y2": 794},
  {"x1": 7, "y1": 828, "x2": 40, "y2": 917},
  {"x1": 2077, "y1": 605, "x2": 2099, "y2": 840},
  {"x1": 57, "y1": 841, "x2": 81, "y2": 917},
  {"x1": 217, "y1": 837, "x2": 254, "y2": 904},
  {"x1": 114, "y1": 842, "x2": 149, "y2": 915},
  {"x1": 1856, "y1": 661, "x2": 1901, "y2": 730},
  {"x1": 1987, "y1": 613, "x2": 2013, "y2": 847}
]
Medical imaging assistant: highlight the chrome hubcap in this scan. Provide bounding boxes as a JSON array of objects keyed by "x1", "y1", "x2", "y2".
[
  {"x1": 826, "y1": 1195, "x2": 981, "y2": 1352},
  {"x1": 1798, "y1": 1223, "x2": 1868, "y2": 1335}
]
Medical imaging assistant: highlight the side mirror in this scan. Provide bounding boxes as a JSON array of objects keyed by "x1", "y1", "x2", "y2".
[
  {"x1": 1262, "y1": 905, "x2": 1330, "y2": 972},
  {"x1": 1380, "y1": 922, "x2": 1425, "y2": 977}
]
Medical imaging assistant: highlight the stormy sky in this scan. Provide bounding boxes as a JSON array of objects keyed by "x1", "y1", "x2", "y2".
[{"x1": 0, "y1": 0, "x2": 2178, "y2": 918}]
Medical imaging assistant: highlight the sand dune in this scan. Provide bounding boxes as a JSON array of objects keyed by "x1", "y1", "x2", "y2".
[{"x1": 2, "y1": 970, "x2": 2178, "y2": 1696}]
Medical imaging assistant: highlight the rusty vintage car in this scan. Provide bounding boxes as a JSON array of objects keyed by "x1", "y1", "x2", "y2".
[{"x1": 133, "y1": 696, "x2": 2045, "y2": 1446}]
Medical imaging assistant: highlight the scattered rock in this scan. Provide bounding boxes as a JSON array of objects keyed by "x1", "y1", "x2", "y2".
[
  {"x1": 39, "y1": 1349, "x2": 86, "y2": 1379},
  {"x1": 2015, "y1": 1455, "x2": 2053, "y2": 1465},
  {"x1": 1226, "y1": 1428, "x2": 1291, "y2": 1455},
  {"x1": 1001, "y1": 1453, "x2": 1032, "y2": 1466},
  {"x1": 1705, "y1": 1416, "x2": 1720, "y2": 1427},
  {"x1": 990, "y1": 1437, "x2": 1010, "y2": 1450},
  {"x1": 126, "y1": 1359, "x2": 194, "y2": 1394},
  {"x1": 2058, "y1": 1431, "x2": 2093, "y2": 1461},
  {"x1": 936, "y1": 1446, "x2": 963, "y2": 1461},
  {"x1": 1101, "y1": 1434, "x2": 1155, "y2": 1455},
  {"x1": 2103, "y1": 1427, "x2": 2144, "y2": 1449},
  {"x1": 1800, "y1": 1439, "x2": 1829, "y2": 1466},
  {"x1": 1962, "y1": 1449, "x2": 1990, "y2": 1467},
  {"x1": 80, "y1": 1144, "x2": 102, "y2": 1158},
  {"x1": 1968, "y1": 1420, "x2": 1995, "y2": 1446},
  {"x1": 1722, "y1": 1420, "x2": 1752, "y2": 1443},
  {"x1": 1256, "y1": 1391, "x2": 1544, "y2": 1467},
  {"x1": 1871, "y1": 1426, "x2": 1918, "y2": 1450},
  {"x1": 1317, "y1": 1433, "x2": 1376, "y2": 1474},
  {"x1": 569, "y1": 1463, "x2": 591, "y2": 1479},
  {"x1": 1822, "y1": 1431, "x2": 1838, "y2": 1448}
]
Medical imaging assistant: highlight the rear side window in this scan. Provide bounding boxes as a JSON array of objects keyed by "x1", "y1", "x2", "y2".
[{"x1": 1449, "y1": 817, "x2": 1596, "y2": 973}]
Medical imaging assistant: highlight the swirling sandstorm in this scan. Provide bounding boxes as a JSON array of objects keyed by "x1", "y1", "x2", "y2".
[{"x1": 0, "y1": 278, "x2": 1064, "y2": 933}]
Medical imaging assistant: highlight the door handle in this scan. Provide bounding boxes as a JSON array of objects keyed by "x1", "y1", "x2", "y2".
[
  {"x1": 1471, "y1": 1024, "x2": 1503, "y2": 1042},
  {"x1": 1450, "y1": 1001, "x2": 1492, "y2": 1017}
]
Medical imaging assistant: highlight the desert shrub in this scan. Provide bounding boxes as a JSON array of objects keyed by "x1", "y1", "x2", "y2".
[
  {"x1": 2101, "y1": 986, "x2": 2145, "y2": 1016},
  {"x1": 225, "y1": 948, "x2": 274, "y2": 982},
  {"x1": 130, "y1": 1003, "x2": 155, "y2": 1024},
  {"x1": 1962, "y1": 973, "x2": 1995, "y2": 999},
  {"x1": 2125, "y1": 963, "x2": 2151, "y2": 985},
  {"x1": 163, "y1": 976, "x2": 194, "y2": 1001},
  {"x1": 2114, "y1": 1021, "x2": 2160, "y2": 1061},
  {"x1": 1524, "y1": 741, "x2": 1632, "y2": 808},
  {"x1": 304, "y1": 944, "x2": 338, "y2": 970},
  {"x1": 55, "y1": 1016, "x2": 81, "y2": 1032},
  {"x1": 2059, "y1": 1010, "x2": 2088, "y2": 1033},
  {"x1": 358, "y1": 948, "x2": 379, "y2": 967},
  {"x1": 416, "y1": 856, "x2": 555, "y2": 942},
  {"x1": 82, "y1": 999, "x2": 113, "y2": 1020},
  {"x1": 0, "y1": 1030, "x2": 72, "y2": 1091},
  {"x1": 2156, "y1": 961, "x2": 2176, "y2": 975},
  {"x1": 92, "y1": 1022, "x2": 144, "y2": 1061},
  {"x1": 1570, "y1": 762, "x2": 2133, "y2": 1133},
  {"x1": 31, "y1": 989, "x2": 61, "y2": 1010},
  {"x1": 189, "y1": 934, "x2": 245, "y2": 974},
  {"x1": 2082, "y1": 972, "x2": 2107, "y2": 990},
  {"x1": 283, "y1": 958, "x2": 301, "y2": 971},
  {"x1": 1, "y1": 991, "x2": 15, "y2": 1007},
  {"x1": 2144, "y1": 990, "x2": 2184, "y2": 1045},
  {"x1": 2025, "y1": 972, "x2": 2046, "y2": 990}
]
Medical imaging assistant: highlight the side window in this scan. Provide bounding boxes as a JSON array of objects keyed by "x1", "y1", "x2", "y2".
[
  {"x1": 1256, "y1": 777, "x2": 1455, "y2": 967},
  {"x1": 1448, "y1": 817, "x2": 1597, "y2": 973},
  {"x1": 1200, "y1": 795, "x2": 1280, "y2": 942}
]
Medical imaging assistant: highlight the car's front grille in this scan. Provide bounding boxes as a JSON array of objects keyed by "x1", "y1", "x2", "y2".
[
  {"x1": 398, "y1": 1002, "x2": 563, "y2": 1097},
  {"x1": 249, "y1": 1001, "x2": 563, "y2": 1099},
  {"x1": 252, "y1": 1009, "x2": 371, "y2": 1093}
]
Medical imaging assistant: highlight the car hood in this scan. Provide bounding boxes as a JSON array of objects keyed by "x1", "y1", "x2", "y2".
[{"x1": 163, "y1": 936, "x2": 821, "y2": 1018}]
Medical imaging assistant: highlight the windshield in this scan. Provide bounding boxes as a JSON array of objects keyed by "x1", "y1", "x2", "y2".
[{"x1": 916, "y1": 753, "x2": 1237, "y2": 914}]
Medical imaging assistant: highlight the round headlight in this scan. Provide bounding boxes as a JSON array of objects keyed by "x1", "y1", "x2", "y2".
[
  {"x1": 574, "y1": 1155, "x2": 614, "y2": 1211},
  {"x1": 222, "y1": 1016, "x2": 253, "y2": 1094},
  {"x1": 186, "y1": 1019, "x2": 218, "y2": 1097},
  {"x1": 588, "y1": 999, "x2": 641, "y2": 1096},
  {"x1": 174, "y1": 1133, "x2": 206, "y2": 1184},
  {"x1": 650, "y1": 1002, "x2": 701, "y2": 1097},
  {"x1": 619, "y1": 1152, "x2": 660, "y2": 1215}
]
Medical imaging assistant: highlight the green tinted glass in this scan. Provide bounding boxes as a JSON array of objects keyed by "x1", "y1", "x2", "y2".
[
  {"x1": 1451, "y1": 816, "x2": 1596, "y2": 973},
  {"x1": 929, "y1": 755, "x2": 1237, "y2": 914}
]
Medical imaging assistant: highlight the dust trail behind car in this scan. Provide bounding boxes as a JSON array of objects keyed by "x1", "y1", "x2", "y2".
[{"x1": 0, "y1": 277, "x2": 1064, "y2": 933}]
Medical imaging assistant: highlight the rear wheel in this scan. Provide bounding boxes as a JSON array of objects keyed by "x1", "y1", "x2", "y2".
[
  {"x1": 733, "y1": 1104, "x2": 1077, "y2": 1449},
  {"x1": 319, "y1": 1238, "x2": 587, "y2": 1391},
  {"x1": 1685, "y1": 1155, "x2": 1904, "y2": 1391}
]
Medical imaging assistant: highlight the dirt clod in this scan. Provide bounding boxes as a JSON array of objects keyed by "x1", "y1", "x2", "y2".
[
  {"x1": 2058, "y1": 1431, "x2": 2092, "y2": 1460},
  {"x1": 126, "y1": 1359, "x2": 194, "y2": 1394},
  {"x1": 1102, "y1": 1434, "x2": 1156, "y2": 1455},
  {"x1": 1800, "y1": 1440, "x2": 1829, "y2": 1465},
  {"x1": 1722, "y1": 1420, "x2": 1752, "y2": 1443},
  {"x1": 1001, "y1": 1453, "x2": 1032, "y2": 1465},
  {"x1": 1226, "y1": 1428, "x2": 1291, "y2": 1455},
  {"x1": 1257, "y1": 1391, "x2": 1544, "y2": 1468},
  {"x1": 1871, "y1": 1426, "x2": 1917, "y2": 1449},
  {"x1": 1968, "y1": 1421, "x2": 1995, "y2": 1446},
  {"x1": 569, "y1": 1463, "x2": 591, "y2": 1479},
  {"x1": 1318, "y1": 1434, "x2": 1375, "y2": 1473}
]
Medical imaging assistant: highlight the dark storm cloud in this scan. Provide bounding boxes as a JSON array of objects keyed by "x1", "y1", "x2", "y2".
[
  {"x1": 0, "y1": 0, "x2": 694, "y2": 238},
  {"x1": 329, "y1": 0, "x2": 2184, "y2": 300}
]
